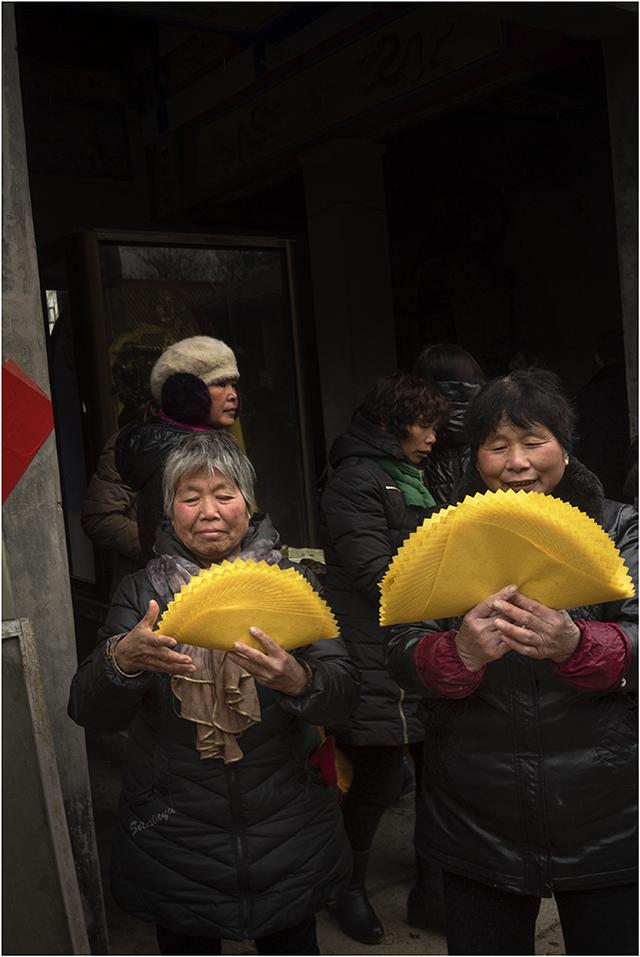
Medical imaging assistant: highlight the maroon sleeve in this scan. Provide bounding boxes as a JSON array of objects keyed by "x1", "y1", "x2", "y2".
[
  {"x1": 414, "y1": 630, "x2": 485, "y2": 699},
  {"x1": 552, "y1": 620, "x2": 632, "y2": 692}
]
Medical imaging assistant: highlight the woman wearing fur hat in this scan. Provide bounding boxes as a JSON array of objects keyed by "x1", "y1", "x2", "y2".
[{"x1": 116, "y1": 336, "x2": 241, "y2": 562}]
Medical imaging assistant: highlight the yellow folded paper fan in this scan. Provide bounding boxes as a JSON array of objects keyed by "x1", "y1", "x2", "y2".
[
  {"x1": 380, "y1": 489, "x2": 635, "y2": 625},
  {"x1": 156, "y1": 559, "x2": 338, "y2": 651}
]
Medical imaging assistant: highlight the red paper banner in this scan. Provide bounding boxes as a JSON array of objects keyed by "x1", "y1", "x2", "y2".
[{"x1": 2, "y1": 359, "x2": 54, "y2": 503}]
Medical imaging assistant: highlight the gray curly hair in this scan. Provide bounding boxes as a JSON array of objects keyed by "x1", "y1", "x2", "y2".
[{"x1": 162, "y1": 432, "x2": 256, "y2": 516}]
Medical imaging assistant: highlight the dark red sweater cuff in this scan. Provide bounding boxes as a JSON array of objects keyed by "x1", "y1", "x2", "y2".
[
  {"x1": 414, "y1": 630, "x2": 485, "y2": 699},
  {"x1": 552, "y1": 620, "x2": 632, "y2": 691}
]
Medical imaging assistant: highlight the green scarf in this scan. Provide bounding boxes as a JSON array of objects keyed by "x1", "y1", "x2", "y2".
[{"x1": 378, "y1": 458, "x2": 436, "y2": 510}]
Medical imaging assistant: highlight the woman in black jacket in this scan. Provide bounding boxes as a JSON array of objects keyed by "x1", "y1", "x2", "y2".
[
  {"x1": 320, "y1": 372, "x2": 449, "y2": 943},
  {"x1": 387, "y1": 369, "x2": 638, "y2": 956},
  {"x1": 415, "y1": 342, "x2": 485, "y2": 506},
  {"x1": 69, "y1": 432, "x2": 359, "y2": 955}
]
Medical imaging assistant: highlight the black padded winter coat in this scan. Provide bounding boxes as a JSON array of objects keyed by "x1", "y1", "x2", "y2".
[
  {"x1": 115, "y1": 415, "x2": 194, "y2": 562},
  {"x1": 320, "y1": 412, "x2": 437, "y2": 746},
  {"x1": 386, "y1": 460, "x2": 638, "y2": 897},
  {"x1": 422, "y1": 380, "x2": 480, "y2": 506},
  {"x1": 68, "y1": 518, "x2": 359, "y2": 940}
]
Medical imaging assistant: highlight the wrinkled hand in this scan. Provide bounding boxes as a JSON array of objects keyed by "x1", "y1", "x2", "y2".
[
  {"x1": 455, "y1": 585, "x2": 520, "y2": 672},
  {"x1": 491, "y1": 591, "x2": 580, "y2": 663},
  {"x1": 228, "y1": 627, "x2": 308, "y2": 696},
  {"x1": 114, "y1": 601, "x2": 196, "y2": 676}
]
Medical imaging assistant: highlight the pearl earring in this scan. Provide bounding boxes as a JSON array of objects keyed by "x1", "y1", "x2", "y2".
[{"x1": 564, "y1": 454, "x2": 570, "y2": 466}]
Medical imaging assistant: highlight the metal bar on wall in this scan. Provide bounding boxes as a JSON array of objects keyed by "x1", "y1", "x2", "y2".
[{"x1": 94, "y1": 228, "x2": 289, "y2": 249}]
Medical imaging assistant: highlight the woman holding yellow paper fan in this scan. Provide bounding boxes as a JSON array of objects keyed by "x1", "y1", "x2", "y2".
[
  {"x1": 69, "y1": 433, "x2": 359, "y2": 955},
  {"x1": 321, "y1": 372, "x2": 449, "y2": 943},
  {"x1": 387, "y1": 368, "x2": 638, "y2": 956}
]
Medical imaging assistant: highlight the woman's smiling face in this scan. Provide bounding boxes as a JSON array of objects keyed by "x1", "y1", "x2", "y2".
[{"x1": 476, "y1": 418, "x2": 567, "y2": 495}]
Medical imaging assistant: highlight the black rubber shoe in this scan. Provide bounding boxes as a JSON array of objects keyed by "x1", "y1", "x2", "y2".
[
  {"x1": 406, "y1": 881, "x2": 446, "y2": 935},
  {"x1": 330, "y1": 849, "x2": 384, "y2": 944}
]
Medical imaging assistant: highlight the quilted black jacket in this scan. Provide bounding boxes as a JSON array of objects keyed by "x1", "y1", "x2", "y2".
[
  {"x1": 320, "y1": 412, "x2": 437, "y2": 746},
  {"x1": 115, "y1": 415, "x2": 193, "y2": 562},
  {"x1": 386, "y1": 460, "x2": 638, "y2": 896},
  {"x1": 422, "y1": 380, "x2": 480, "y2": 506},
  {"x1": 68, "y1": 518, "x2": 359, "y2": 940}
]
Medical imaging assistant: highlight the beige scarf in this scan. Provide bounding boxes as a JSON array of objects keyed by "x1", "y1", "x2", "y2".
[
  {"x1": 147, "y1": 536, "x2": 281, "y2": 762},
  {"x1": 171, "y1": 649, "x2": 260, "y2": 763}
]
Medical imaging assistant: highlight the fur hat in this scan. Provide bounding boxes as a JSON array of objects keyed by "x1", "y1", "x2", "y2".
[{"x1": 150, "y1": 336, "x2": 239, "y2": 404}]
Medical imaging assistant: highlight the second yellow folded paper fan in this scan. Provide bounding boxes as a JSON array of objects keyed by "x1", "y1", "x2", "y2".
[
  {"x1": 380, "y1": 489, "x2": 635, "y2": 625},
  {"x1": 156, "y1": 559, "x2": 338, "y2": 652}
]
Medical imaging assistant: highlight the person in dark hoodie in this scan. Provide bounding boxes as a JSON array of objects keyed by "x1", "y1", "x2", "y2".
[
  {"x1": 574, "y1": 327, "x2": 631, "y2": 503},
  {"x1": 116, "y1": 336, "x2": 241, "y2": 562},
  {"x1": 415, "y1": 343, "x2": 485, "y2": 506},
  {"x1": 386, "y1": 368, "x2": 638, "y2": 956},
  {"x1": 69, "y1": 432, "x2": 359, "y2": 955},
  {"x1": 320, "y1": 372, "x2": 449, "y2": 944}
]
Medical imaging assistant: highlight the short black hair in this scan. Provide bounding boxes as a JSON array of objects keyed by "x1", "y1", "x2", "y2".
[
  {"x1": 359, "y1": 372, "x2": 450, "y2": 440},
  {"x1": 416, "y1": 342, "x2": 485, "y2": 385},
  {"x1": 465, "y1": 368, "x2": 577, "y2": 455}
]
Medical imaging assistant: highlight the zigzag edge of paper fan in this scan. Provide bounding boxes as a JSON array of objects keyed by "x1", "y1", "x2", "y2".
[
  {"x1": 479, "y1": 491, "x2": 635, "y2": 588},
  {"x1": 379, "y1": 502, "x2": 458, "y2": 607},
  {"x1": 157, "y1": 559, "x2": 339, "y2": 639},
  {"x1": 383, "y1": 489, "x2": 632, "y2": 582},
  {"x1": 379, "y1": 507, "x2": 452, "y2": 591},
  {"x1": 378, "y1": 489, "x2": 635, "y2": 625}
]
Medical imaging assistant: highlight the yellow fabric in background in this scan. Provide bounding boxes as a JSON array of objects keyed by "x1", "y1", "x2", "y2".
[
  {"x1": 380, "y1": 489, "x2": 635, "y2": 625},
  {"x1": 335, "y1": 746, "x2": 353, "y2": 793},
  {"x1": 228, "y1": 417, "x2": 245, "y2": 451}
]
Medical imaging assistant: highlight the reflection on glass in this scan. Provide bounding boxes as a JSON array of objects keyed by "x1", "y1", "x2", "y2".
[
  {"x1": 99, "y1": 243, "x2": 307, "y2": 545},
  {"x1": 45, "y1": 289, "x2": 60, "y2": 333}
]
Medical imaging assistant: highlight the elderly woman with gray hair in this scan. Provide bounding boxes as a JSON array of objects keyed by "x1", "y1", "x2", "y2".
[{"x1": 69, "y1": 432, "x2": 358, "y2": 956}]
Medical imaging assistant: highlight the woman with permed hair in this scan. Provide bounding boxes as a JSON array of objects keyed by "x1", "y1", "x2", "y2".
[
  {"x1": 320, "y1": 371, "x2": 449, "y2": 944},
  {"x1": 387, "y1": 368, "x2": 638, "y2": 956}
]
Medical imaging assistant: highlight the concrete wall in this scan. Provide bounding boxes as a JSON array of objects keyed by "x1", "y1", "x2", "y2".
[{"x1": 2, "y1": 5, "x2": 107, "y2": 950}]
